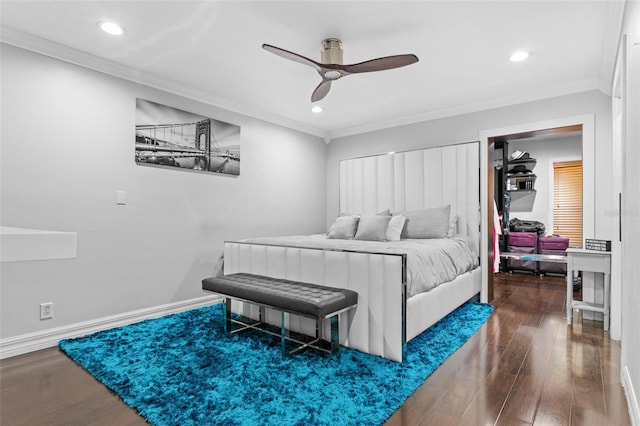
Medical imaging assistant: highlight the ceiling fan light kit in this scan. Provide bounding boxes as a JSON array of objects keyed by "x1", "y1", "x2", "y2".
[{"x1": 263, "y1": 38, "x2": 419, "y2": 102}]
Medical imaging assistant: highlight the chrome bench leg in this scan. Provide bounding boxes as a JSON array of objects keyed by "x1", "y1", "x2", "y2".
[
  {"x1": 224, "y1": 298, "x2": 232, "y2": 333},
  {"x1": 330, "y1": 315, "x2": 340, "y2": 357},
  {"x1": 281, "y1": 311, "x2": 290, "y2": 357}
]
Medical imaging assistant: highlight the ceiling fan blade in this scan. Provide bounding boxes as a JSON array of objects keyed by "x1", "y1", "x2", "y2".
[
  {"x1": 262, "y1": 44, "x2": 322, "y2": 73},
  {"x1": 342, "y1": 54, "x2": 419, "y2": 74},
  {"x1": 311, "y1": 80, "x2": 332, "y2": 102}
]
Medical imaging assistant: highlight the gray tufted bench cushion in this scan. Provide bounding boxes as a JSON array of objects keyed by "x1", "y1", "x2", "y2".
[
  {"x1": 202, "y1": 273, "x2": 358, "y2": 356},
  {"x1": 202, "y1": 273, "x2": 358, "y2": 319}
]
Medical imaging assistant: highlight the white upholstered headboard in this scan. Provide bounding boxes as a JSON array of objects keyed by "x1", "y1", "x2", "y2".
[{"x1": 339, "y1": 142, "x2": 480, "y2": 251}]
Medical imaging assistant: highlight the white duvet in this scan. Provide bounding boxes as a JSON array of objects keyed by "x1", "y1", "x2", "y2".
[{"x1": 239, "y1": 234, "x2": 479, "y2": 298}]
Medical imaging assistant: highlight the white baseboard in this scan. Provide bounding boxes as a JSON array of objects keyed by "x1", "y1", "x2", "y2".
[
  {"x1": 623, "y1": 365, "x2": 640, "y2": 426},
  {"x1": 0, "y1": 295, "x2": 222, "y2": 360}
]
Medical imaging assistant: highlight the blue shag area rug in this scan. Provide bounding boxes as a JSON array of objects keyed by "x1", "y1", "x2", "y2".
[{"x1": 60, "y1": 301, "x2": 493, "y2": 426}]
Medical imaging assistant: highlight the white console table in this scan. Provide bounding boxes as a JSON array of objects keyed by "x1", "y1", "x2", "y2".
[{"x1": 566, "y1": 248, "x2": 611, "y2": 330}]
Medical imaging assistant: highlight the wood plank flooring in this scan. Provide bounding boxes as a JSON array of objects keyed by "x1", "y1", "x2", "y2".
[
  {"x1": 0, "y1": 273, "x2": 631, "y2": 425},
  {"x1": 386, "y1": 273, "x2": 631, "y2": 425}
]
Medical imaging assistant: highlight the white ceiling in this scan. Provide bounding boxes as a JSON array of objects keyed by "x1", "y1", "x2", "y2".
[{"x1": 0, "y1": 1, "x2": 625, "y2": 141}]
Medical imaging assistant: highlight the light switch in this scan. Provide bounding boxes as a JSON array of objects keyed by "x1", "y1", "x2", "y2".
[{"x1": 116, "y1": 190, "x2": 126, "y2": 205}]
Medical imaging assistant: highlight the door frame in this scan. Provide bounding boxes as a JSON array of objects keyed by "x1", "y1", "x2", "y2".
[{"x1": 478, "y1": 114, "x2": 595, "y2": 303}]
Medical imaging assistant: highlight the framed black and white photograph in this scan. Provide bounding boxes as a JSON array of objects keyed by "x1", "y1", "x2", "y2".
[{"x1": 135, "y1": 99, "x2": 241, "y2": 176}]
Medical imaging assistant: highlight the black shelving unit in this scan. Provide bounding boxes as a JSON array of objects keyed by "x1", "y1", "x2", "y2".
[{"x1": 495, "y1": 141, "x2": 537, "y2": 272}]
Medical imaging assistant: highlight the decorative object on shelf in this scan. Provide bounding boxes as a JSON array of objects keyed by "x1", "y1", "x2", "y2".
[
  {"x1": 511, "y1": 150, "x2": 529, "y2": 160},
  {"x1": 507, "y1": 164, "x2": 531, "y2": 174},
  {"x1": 506, "y1": 174, "x2": 536, "y2": 191},
  {"x1": 508, "y1": 152, "x2": 535, "y2": 166},
  {"x1": 135, "y1": 99, "x2": 241, "y2": 176},
  {"x1": 506, "y1": 151, "x2": 537, "y2": 193},
  {"x1": 585, "y1": 239, "x2": 612, "y2": 251}
]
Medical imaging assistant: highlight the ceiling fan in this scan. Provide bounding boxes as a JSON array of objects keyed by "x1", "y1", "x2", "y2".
[{"x1": 262, "y1": 38, "x2": 419, "y2": 102}]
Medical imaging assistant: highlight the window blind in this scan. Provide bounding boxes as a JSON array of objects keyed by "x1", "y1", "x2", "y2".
[{"x1": 553, "y1": 160, "x2": 583, "y2": 247}]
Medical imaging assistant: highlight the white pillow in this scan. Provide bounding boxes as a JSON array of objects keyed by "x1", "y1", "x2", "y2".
[
  {"x1": 447, "y1": 213, "x2": 458, "y2": 238},
  {"x1": 327, "y1": 215, "x2": 360, "y2": 239},
  {"x1": 385, "y1": 215, "x2": 407, "y2": 241}
]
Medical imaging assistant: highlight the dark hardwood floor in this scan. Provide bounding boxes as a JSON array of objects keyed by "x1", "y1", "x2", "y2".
[
  {"x1": 1, "y1": 274, "x2": 631, "y2": 425},
  {"x1": 386, "y1": 273, "x2": 631, "y2": 425}
]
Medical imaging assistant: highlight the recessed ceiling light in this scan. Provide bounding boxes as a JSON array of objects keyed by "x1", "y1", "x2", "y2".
[
  {"x1": 311, "y1": 105, "x2": 323, "y2": 113},
  {"x1": 510, "y1": 51, "x2": 530, "y2": 62},
  {"x1": 99, "y1": 21, "x2": 126, "y2": 36}
]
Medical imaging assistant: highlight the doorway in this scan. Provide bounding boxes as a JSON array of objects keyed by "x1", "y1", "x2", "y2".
[{"x1": 479, "y1": 115, "x2": 595, "y2": 303}]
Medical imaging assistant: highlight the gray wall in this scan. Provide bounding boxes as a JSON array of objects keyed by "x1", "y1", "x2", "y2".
[{"x1": 0, "y1": 44, "x2": 327, "y2": 338}]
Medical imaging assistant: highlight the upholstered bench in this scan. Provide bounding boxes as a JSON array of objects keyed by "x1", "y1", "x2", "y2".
[{"x1": 202, "y1": 273, "x2": 358, "y2": 357}]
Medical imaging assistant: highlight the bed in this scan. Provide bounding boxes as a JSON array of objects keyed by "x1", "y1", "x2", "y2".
[{"x1": 223, "y1": 143, "x2": 481, "y2": 362}]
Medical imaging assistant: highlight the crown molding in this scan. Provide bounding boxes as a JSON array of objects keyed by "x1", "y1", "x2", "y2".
[
  {"x1": 326, "y1": 78, "x2": 602, "y2": 142},
  {"x1": 0, "y1": 26, "x2": 328, "y2": 140}
]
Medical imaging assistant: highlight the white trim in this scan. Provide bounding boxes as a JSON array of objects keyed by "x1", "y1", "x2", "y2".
[
  {"x1": 610, "y1": 31, "x2": 625, "y2": 344},
  {"x1": 622, "y1": 365, "x2": 640, "y2": 426},
  {"x1": 0, "y1": 295, "x2": 222, "y2": 360}
]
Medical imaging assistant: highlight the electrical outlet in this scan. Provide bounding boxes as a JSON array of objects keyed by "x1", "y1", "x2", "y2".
[{"x1": 40, "y1": 302, "x2": 53, "y2": 320}]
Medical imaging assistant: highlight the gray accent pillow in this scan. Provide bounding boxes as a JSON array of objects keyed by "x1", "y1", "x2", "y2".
[
  {"x1": 327, "y1": 215, "x2": 360, "y2": 239},
  {"x1": 402, "y1": 205, "x2": 451, "y2": 239},
  {"x1": 354, "y1": 215, "x2": 392, "y2": 241}
]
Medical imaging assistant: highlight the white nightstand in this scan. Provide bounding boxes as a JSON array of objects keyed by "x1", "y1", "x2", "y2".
[{"x1": 566, "y1": 248, "x2": 611, "y2": 330}]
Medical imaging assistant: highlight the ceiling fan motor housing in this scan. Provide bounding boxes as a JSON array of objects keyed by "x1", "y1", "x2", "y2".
[{"x1": 321, "y1": 38, "x2": 343, "y2": 65}]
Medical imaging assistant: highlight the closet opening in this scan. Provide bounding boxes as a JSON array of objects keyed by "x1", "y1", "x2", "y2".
[
  {"x1": 491, "y1": 124, "x2": 583, "y2": 285},
  {"x1": 481, "y1": 115, "x2": 595, "y2": 306}
]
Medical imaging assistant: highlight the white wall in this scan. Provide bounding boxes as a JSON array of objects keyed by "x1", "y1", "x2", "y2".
[
  {"x1": 0, "y1": 44, "x2": 327, "y2": 339},
  {"x1": 619, "y1": 0, "x2": 640, "y2": 423}
]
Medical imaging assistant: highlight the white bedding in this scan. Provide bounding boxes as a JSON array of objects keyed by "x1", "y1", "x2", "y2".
[{"x1": 239, "y1": 235, "x2": 479, "y2": 298}]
